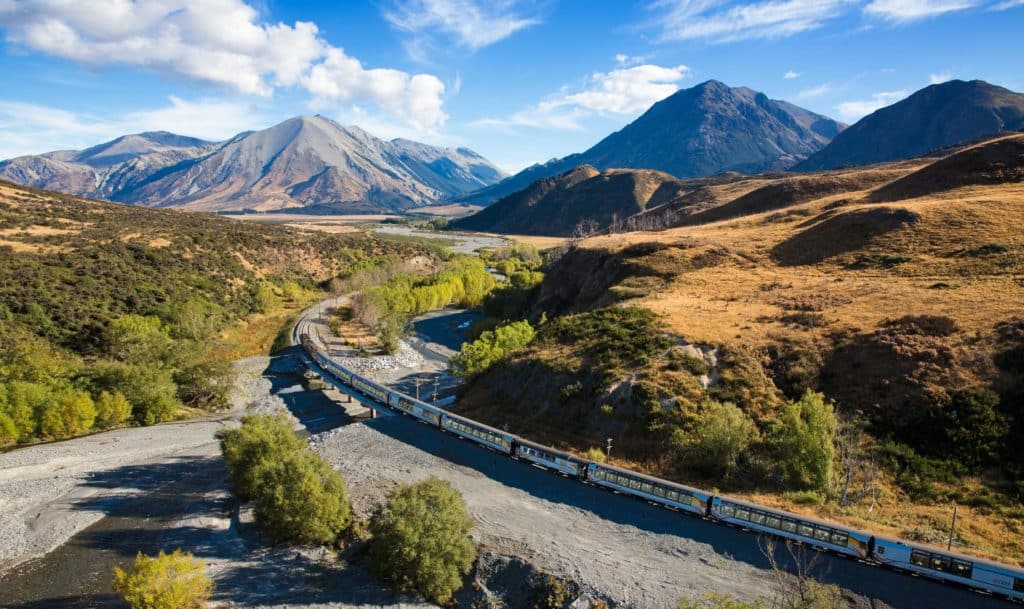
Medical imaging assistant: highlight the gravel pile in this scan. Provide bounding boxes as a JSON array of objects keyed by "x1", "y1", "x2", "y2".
[{"x1": 333, "y1": 341, "x2": 423, "y2": 372}]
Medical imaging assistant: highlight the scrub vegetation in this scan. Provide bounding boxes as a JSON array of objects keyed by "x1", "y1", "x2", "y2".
[
  {"x1": 367, "y1": 477, "x2": 477, "y2": 604},
  {"x1": 219, "y1": 415, "x2": 351, "y2": 545},
  {"x1": 0, "y1": 181, "x2": 432, "y2": 446},
  {"x1": 113, "y1": 549, "x2": 214, "y2": 609}
]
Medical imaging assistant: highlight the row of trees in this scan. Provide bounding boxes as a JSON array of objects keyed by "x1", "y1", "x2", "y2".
[
  {"x1": 0, "y1": 299, "x2": 237, "y2": 446},
  {"x1": 351, "y1": 256, "x2": 497, "y2": 353}
]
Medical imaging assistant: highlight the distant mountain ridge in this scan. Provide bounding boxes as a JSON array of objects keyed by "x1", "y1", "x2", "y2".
[
  {"x1": 0, "y1": 116, "x2": 505, "y2": 212},
  {"x1": 460, "y1": 80, "x2": 846, "y2": 205},
  {"x1": 796, "y1": 80, "x2": 1024, "y2": 171}
]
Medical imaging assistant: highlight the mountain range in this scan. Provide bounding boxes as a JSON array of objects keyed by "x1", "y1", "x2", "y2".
[
  {"x1": 458, "y1": 80, "x2": 846, "y2": 205},
  {"x1": 796, "y1": 80, "x2": 1024, "y2": 171},
  {"x1": 0, "y1": 115, "x2": 505, "y2": 212}
]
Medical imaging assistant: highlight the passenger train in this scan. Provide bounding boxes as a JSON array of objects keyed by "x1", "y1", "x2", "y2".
[{"x1": 300, "y1": 333, "x2": 1024, "y2": 603}]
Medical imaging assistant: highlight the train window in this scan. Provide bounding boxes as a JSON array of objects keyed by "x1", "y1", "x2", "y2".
[
  {"x1": 667, "y1": 490, "x2": 679, "y2": 502},
  {"x1": 719, "y1": 504, "x2": 735, "y2": 517},
  {"x1": 910, "y1": 551, "x2": 930, "y2": 568},
  {"x1": 1015, "y1": 578, "x2": 1024, "y2": 593},
  {"x1": 951, "y1": 561, "x2": 972, "y2": 578},
  {"x1": 930, "y1": 556, "x2": 951, "y2": 572},
  {"x1": 813, "y1": 528, "x2": 830, "y2": 542},
  {"x1": 629, "y1": 479, "x2": 641, "y2": 490},
  {"x1": 736, "y1": 509, "x2": 751, "y2": 521},
  {"x1": 641, "y1": 482, "x2": 653, "y2": 494},
  {"x1": 652, "y1": 486, "x2": 666, "y2": 498},
  {"x1": 780, "y1": 520, "x2": 797, "y2": 533},
  {"x1": 831, "y1": 532, "x2": 849, "y2": 546},
  {"x1": 750, "y1": 512, "x2": 766, "y2": 525},
  {"x1": 765, "y1": 516, "x2": 781, "y2": 530},
  {"x1": 797, "y1": 523, "x2": 814, "y2": 538}
]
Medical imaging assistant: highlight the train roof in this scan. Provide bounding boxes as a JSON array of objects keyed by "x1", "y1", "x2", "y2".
[{"x1": 590, "y1": 461, "x2": 710, "y2": 496}]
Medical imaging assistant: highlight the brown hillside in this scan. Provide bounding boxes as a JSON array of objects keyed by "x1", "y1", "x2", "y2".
[
  {"x1": 871, "y1": 133, "x2": 1024, "y2": 202},
  {"x1": 456, "y1": 135, "x2": 1024, "y2": 565}
]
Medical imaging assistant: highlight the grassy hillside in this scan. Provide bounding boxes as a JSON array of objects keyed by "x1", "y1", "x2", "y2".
[
  {"x1": 0, "y1": 180, "x2": 432, "y2": 445},
  {"x1": 452, "y1": 135, "x2": 1024, "y2": 564}
]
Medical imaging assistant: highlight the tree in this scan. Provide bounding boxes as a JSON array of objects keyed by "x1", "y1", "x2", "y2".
[
  {"x1": 281, "y1": 281, "x2": 305, "y2": 302},
  {"x1": 251, "y1": 281, "x2": 280, "y2": 314},
  {"x1": 105, "y1": 315, "x2": 175, "y2": 365},
  {"x1": 368, "y1": 477, "x2": 477, "y2": 604},
  {"x1": 2, "y1": 380, "x2": 48, "y2": 439},
  {"x1": 217, "y1": 414, "x2": 305, "y2": 500},
  {"x1": 450, "y1": 320, "x2": 535, "y2": 377},
  {"x1": 251, "y1": 449, "x2": 351, "y2": 545},
  {"x1": 89, "y1": 362, "x2": 180, "y2": 425},
  {"x1": 771, "y1": 391, "x2": 836, "y2": 492},
  {"x1": 942, "y1": 388, "x2": 1008, "y2": 468},
  {"x1": 39, "y1": 388, "x2": 96, "y2": 439},
  {"x1": 95, "y1": 390, "x2": 133, "y2": 429},
  {"x1": 168, "y1": 298, "x2": 222, "y2": 342},
  {"x1": 113, "y1": 549, "x2": 213, "y2": 609},
  {"x1": 676, "y1": 400, "x2": 756, "y2": 478}
]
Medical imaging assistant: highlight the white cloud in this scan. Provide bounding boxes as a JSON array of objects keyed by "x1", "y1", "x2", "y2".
[
  {"x1": 992, "y1": 0, "x2": 1024, "y2": 8},
  {"x1": 929, "y1": 71, "x2": 953, "y2": 84},
  {"x1": 0, "y1": 0, "x2": 448, "y2": 132},
  {"x1": 784, "y1": 70, "x2": 801, "y2": 79},
  {"x1": 649, "y1": 0, "x2": 855, "y2": 43},
  {"x1": 615, "y1": 53, "x2": 648, "y2": 66},
  {"x1": 474, "y1": 63, "x2": 691, "y2": 131},
  {"x1": 797, "y1": 83, "x2": 831, "y2": 98},
  {"x1": 383, "y1": 0, "x2": 538, "y2": 54},
  {"x1": 0, "y1": 96, "x2": 270, "y2": 159},
  {"x1": 834, "y1": 90, "x2": 908, "y2": 121},
  {"x1": 863, "y1": 0, "x2": 979, "y2": 21}
]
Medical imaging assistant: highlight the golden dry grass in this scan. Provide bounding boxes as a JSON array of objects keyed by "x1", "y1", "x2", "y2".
[{"x1": 554, "y1": 143, "x2": 1024, "y2": 565}]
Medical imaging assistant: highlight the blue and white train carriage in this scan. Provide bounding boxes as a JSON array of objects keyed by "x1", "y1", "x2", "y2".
[
  {"x1": 440, "y1": 413, "x2": 514, "y2": 454},
  {"x1": 514, "y1": 438, "x2": 587, "y2": 478},
  {"x1": 390, "y1": 393, "x2": 443, "y2": 426},
  {"x1": 709, "y1": 496, "x2": 872, "y2": 559},
  {"x1": 872, "y1": 535, "x2": 1024, "y2": 601},
  {"x1": 587, "y1": 461, "x2": 711, "y2": 517}
]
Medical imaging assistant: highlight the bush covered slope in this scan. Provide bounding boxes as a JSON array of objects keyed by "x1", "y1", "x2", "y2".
[{"x1": 0, "y1": 180, "x2": 431, "y2": 445}]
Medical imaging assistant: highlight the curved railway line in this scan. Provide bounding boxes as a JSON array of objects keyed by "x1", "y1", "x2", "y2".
[{"x1": 292, "y1": 309, "x2": 1024, "y2": 605}]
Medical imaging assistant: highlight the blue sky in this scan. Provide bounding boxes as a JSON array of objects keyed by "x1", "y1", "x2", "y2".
[{"x1": 0, "y1": 0, "x2": 1022, "y2": 172}]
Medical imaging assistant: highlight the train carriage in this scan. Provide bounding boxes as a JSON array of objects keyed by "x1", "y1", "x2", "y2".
[
  {"x1": 440, "y1": 413, "x2": 514, "y2": 454},
  {"x1": 515, "y1": 439, "x2": 587, "y2": 478},
  {"x1": 709, "y1": 496, "x2": 870, "y2": 559},
  {"x1": 392, "y1": 393, "x2": 443, "y2": 426},
  {"x1": 872, "y1": 535, "x2": 1024, "y2": 601},
  {"x1": 587, "y1": 462, "x2": 711, "y2": 517},
  {"x1": 350, "y1": 374, "x2": 389, "y2": 403}
]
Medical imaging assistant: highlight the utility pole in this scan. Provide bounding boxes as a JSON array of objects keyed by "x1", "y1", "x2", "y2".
[
  {"x1": 414, "y1": 377, "x2": 422, "y2": 400},
  {"x1": 432, "y1": 378, "x2": 440, "y2": 403},
  {"x1": 947, "y1": 505, "x2": 958, "y2": 551},
  {"x1": 606, "y1": 437, "x2": 613, "y2": 460}
]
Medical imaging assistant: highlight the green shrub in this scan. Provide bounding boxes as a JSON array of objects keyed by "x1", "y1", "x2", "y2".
[
  {"x1": 95, "y1": 390, "x2": 133, "y2": 429},
  {"x1": 941, "y1": 388, "x2": 1008, "y2": 468},
  {"x1": 450, "y1": 320, "x2": 535, "y2": 377},
  {"x1": 252, "y1": 449, "x2": 351, "y2": 545},
  {"x1": 585, "y1": 447, "x2": 607, "y2": 462},
  {"x1": 89, "y1": 362, "x2": 180, "y2": 425},
  {"x1": 368, "y1": 477, "x2": 477, "y2": 604},
  {"x1": 543, "y1": 307, "x2": 671, "y2": 370},
  {"x1": 509, "y1": 270, "x2": 544, "y2": 290},
  {"x1": 218, "y1": 414, "x2": 305, "y2": 500},
  {"x1": 39, "y1": 388, "x2": 96, "y2": 439},
  {"x1": 113, "y1": 549, "x2": 213, "y2": 609},
  {"x1": 770, "y1": 390, "x2": 836, "y2": 493},
  {"x1": 676, "y1": 400, "x2": 756, "y2": 478},
  {"x1": 251, "y1": 281, "x2": 281, "y2": 314},
  {"x1": 2, "y1": 380, "x2": 48, "y2": 439},
  {"x1": 679, "y1": 593, "x2": 765, "y2": 609}
]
